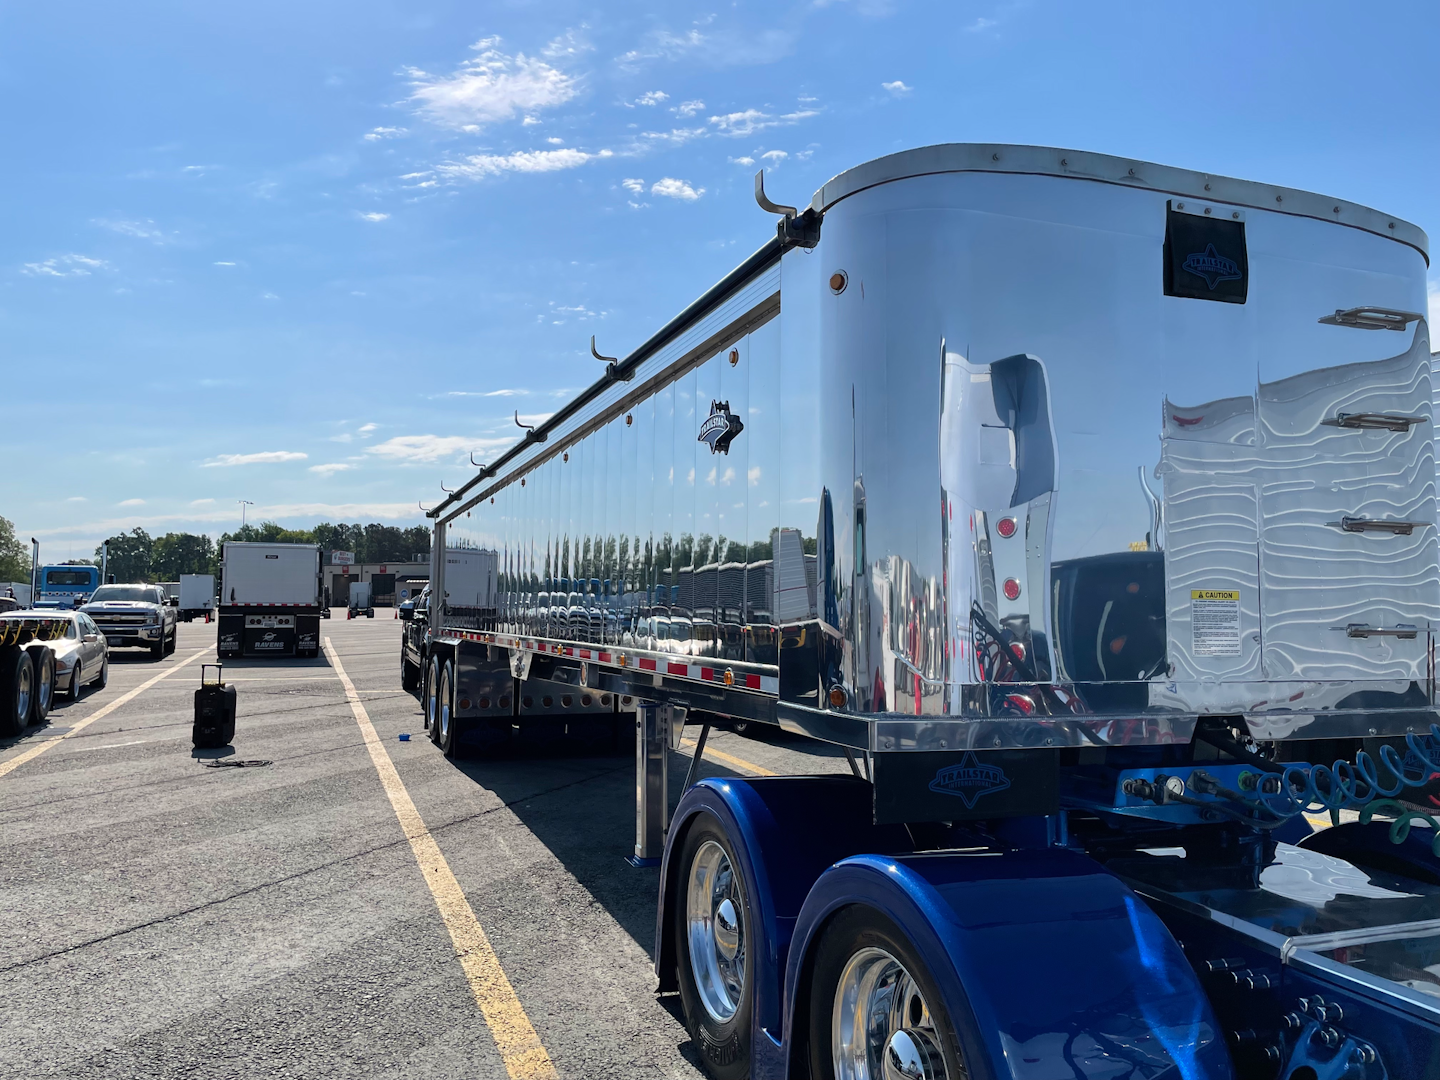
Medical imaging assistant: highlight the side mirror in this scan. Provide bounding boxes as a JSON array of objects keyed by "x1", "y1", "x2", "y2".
[
  {"x1": 399, "y1": 606, "x2": 414, "y2": 622},
  {"x1": 169, "y1": 597, "x2": 180, "y2": 607},
  {"x1": 83, "y1": 633, "x2": 99, "y2": 643}
]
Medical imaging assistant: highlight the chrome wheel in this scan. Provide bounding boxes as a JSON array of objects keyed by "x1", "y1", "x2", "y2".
[
  {"x1": 438, "y1": 663, "x2": 453, "y2": 745},
  {"x1": 833, "y1": 948, "x2": 950, "y2": 1080},
  {"x1": 686, "y1": 839, "x2": 746, "y2": 1023},
  {"x1": 14, "y1": 656, "x2": 32, "y2": 724}
]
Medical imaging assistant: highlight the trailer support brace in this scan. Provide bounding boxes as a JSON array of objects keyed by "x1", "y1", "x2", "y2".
[
  {"x1": 629, "y1": 703, "x2": 675, "y2": 867},
  {"x1": 680, "y1": 718, "x2": 712, "y2": 794}
]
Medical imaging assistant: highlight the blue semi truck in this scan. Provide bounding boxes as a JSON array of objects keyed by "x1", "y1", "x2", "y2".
[{"x1": 413, "y1": 145, "x2": 1440, "y2": 1079}]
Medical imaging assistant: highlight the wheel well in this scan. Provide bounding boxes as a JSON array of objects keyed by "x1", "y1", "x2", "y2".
[
  {"x1": 784, "y1": 902, "x2": 857, "y2": 1078},
  {"x1": 656, "y1": 808, "x2": 702, "y2": 995}
]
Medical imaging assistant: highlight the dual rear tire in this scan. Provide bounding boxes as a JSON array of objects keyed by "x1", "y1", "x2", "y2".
[{"x1": 674, "y1": 813, "x2": 965, "y2": 1080}]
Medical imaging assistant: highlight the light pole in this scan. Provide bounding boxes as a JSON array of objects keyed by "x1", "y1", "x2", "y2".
[{"x1": 239, "y1": 500, "x2": 254, "y2": 529}]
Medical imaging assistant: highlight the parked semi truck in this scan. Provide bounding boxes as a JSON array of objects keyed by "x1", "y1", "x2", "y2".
[
  {"x1": 412, "y1": 144, "x2": 1440, "y2": 1078},
  {"x1": 178, "y1": 574, "x2": 215, "y2": 622},
  {"x1": 218, "y1": 542, "x2": 321, "y2": 658},
  {"x1": 35, "y1": 564, "x2": 100, "y2": 608}
]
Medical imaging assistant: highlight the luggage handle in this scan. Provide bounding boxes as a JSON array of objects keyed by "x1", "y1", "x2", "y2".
[{"x1": 201, "y1": 663, "x2": 224, "y2": 687}]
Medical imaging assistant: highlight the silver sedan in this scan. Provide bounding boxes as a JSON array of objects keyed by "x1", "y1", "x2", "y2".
[{"x1": 45, "y1": 611, "x2": 110, "y2": 700}]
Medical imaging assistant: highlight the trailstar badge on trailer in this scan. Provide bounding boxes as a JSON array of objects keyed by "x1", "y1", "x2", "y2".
[
  {"x1": 414, "y1": 145, "x2": 1440, "y2": 1079},
  {"x1": 217, "y1": 542, "x2": 321, "y2": 658}
]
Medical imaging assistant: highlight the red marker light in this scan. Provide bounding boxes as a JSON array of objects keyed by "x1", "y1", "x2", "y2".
[
  {"x1": 1003, "y1": 578, "x2": 1021, "y2": 601},
  {"x1": 996, "y1": 517, "x2": 1018, "y2": 539}
]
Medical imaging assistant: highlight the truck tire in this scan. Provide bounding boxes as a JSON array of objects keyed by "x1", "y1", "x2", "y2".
[
  {"x1": 424, "y1": 656, "x2": 440, "y2": 735},
  {"x1": 165, "y1": 626, "x2": 176, "y2": 655},
  {"x1": 28, "y1": 648, "x2": 54, "y2": 725},
  {"x1": 674, "y1": 813, "x2": 754, "y2": 1080},
  {"x1": 434, "y1": 660, "x2": 457, "y2": 756},
  {"x1": 150, "y1": 635, "x2": 164, "y2": 659},
  {"x1": 806, "y1": 907, "x2": 968, "y2": 1080},
  {"x1": 0, "y1": 650, "x2": 35, "y2": 737}
]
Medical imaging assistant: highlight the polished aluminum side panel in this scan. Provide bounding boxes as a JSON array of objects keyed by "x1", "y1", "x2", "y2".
[{"x1": 442, "y1": 157, "x2": 1434, "y2": 747}]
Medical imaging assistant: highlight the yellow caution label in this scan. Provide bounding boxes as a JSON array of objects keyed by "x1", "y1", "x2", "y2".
[{"x1": 1191, "y1": 589, "x2": 1240, "y2": 601}]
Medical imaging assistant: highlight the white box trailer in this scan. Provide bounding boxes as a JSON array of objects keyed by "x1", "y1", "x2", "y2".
[
  {"x1": 178, "y1": 574, "x2": 215, "y2": 622},
  {"x1": 413, "y1": 145, "x2": 1440, "y2": 1078},
  {"x1": 218, "y1": 542, "x2": 321, "y2": 658}
]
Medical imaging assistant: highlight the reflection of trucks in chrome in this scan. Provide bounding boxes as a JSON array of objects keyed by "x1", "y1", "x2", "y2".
[
  {"x1": 178, "y1": 574, "x2": 215, "y2": 622},
  {"x1": 410, "y1": 146, "x2": 1440, "y2": 1079},
  {"x1": 217, "y1": 542, "x2": 321, "y2": 659}
]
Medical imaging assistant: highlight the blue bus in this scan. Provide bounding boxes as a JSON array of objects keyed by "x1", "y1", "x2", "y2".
[{"x1": 36, "y1": 564, "x2": 101, "y2": 608}]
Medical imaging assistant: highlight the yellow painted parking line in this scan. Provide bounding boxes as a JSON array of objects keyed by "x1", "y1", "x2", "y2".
[
  {"x1": 679, "y1": 736, "x2": 776, "y2": 777},
  {"x1": 0, "y1": 646, "x2": 213, "y2": 780},
  {"x1": 324, "y1": 638, "x2": 557, "y2": 1080}
]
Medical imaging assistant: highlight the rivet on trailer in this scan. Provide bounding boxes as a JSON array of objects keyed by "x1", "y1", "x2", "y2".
[{"x1": 413, "y1": 144, "x2": 1440, "y2": 1079}]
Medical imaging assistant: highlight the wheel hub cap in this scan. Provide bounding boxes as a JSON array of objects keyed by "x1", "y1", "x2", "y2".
[
  {"x1": 833, "y1": 947, "x2": 950, "y2": 1080},
  {"x1": 686, "y1": 840, "x2": 745, "y2": 1023}
]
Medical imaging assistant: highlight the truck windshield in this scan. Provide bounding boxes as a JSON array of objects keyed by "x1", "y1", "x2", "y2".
[
  {"x1": 89, "y1": 586, "x2": 157, "y2": 603},
  {"x1": 46, "y1": 570, "x2": 95, "y2": 587}
]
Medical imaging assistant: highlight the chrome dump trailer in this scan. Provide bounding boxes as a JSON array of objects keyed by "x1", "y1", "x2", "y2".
[{"x1": 418, "y1": 144, "x2": 1438, "y2": 1079}]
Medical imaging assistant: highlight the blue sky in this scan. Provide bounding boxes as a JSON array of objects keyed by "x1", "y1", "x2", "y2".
[{"x1": 3, "y1": 0, "x2": 1437, "y2": 560}]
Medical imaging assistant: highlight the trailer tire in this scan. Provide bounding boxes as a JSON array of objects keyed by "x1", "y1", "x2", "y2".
[
  {"x1": 0, "y1": 650, "x2": 35, "y2": 737},
  {"x1": 806, "y1": 906, "x2": 967, "y2": 1080},
  {"x1": 28, "y1": 648, "x2": 54, "y2": 725},
  {"x1": 434, "y1": 661, "x2": 457, "y2": 756},
  {"x1": 424, "y1": 656, "x2": 441, "y2": 736},
  {"x1": 674, "y1": 813, "x2": 753, "y2": 1080}
]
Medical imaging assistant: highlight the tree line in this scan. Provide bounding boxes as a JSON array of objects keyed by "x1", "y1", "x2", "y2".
[{"x1": 88, "y1": 522, "x2": 432, "y2": 583}]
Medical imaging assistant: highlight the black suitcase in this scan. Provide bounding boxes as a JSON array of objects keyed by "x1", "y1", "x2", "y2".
[{"x1": 193, "y1": 664, "x2": 237, "y2": 748}]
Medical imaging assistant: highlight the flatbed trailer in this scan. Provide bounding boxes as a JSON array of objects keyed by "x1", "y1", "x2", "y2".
[
  {"x1": 414, "y1": 144, "x2": 1438, "y2": 1079},
  {"x1": 0, "y1": 614, "x2": 64, "y2": 736}
]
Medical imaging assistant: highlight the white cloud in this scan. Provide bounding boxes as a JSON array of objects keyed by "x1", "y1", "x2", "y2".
[
  {"x1": 729, "y1": 156, "x2": 755, "y2": 167},
  {"x1": 201, "y1": 451, "x2": 308, "y2": 467},
  {"x1": 190, "y1": 498, "x2": 215, "y2": 505},
  {"x1": 434, "y1": 147, "x2": 610, "y2": 182},
  {"x1": 709, "y1": 107, "x2": 819, "y2": 137},
  {"x1": 213, "y1": 261, "x2": 236, "y2": 267},
  {"x1": 651, "y1": 177, "x2": 704, "y2": 201},
  {"x1": 66, "y1": 496, "x2": 87, "y2": 503},
  {"x1": 617, "y1": 29, "x2": 705, "y2": 67},
  {"x1": 437, "y1": 388, "x2": 528, "y2": 398},
  {"x1": 881, "y1": 80, "x2": 912, "y2": 96},
  {"x1": 522, "y1": 116, "x2": 541, "y2": 126},
  {"x1": 261, "y1": 291, "x2": 280, "y2": 300},
  {"x1": 546, "y1": 136, "x2": 564, "y2": 145},
  {"x1": 674, "y1": 99, "x2": 705, "y2": 117},
  {"x1": 359, "y1": 211, "x2": 390, "y2": 222},
  {"x1": 93, "y1": 218, "x2": 169, "y2": 242},
  {"x1": 542, "y1": 28, "x2": 593, "y2": 59},
  {"x1": 761, "y1": 149, "x2": 788, "y2": 162},
  {"x1": 622, "y1": 178, "x2": 645, "y2": 193},
  {"x1": 748, "y1": 466, "x2": 762, "y2": 486},
  {"x1": 367, "y1": 434, "x2": 507, "y2": 463},
  {"x1": 364, "y1": 126, "x2": 408, "y2": 141},
  {"x1": 965, "y1": 17, "x2": 997, "y2": 32},
  {"x1": 22, "y1": 254, "x2": 110, "y2": 278},
  {"x1": 309, "y1": 463, "x2": 355, "y2": 477},
  {"x1": 118, "y1": 499, "x2": 145, "y2": 506},
  {"x1": 406, "y1": 37, "x2": 579, "y2": 131},
  {"x1": 636, "y1": 90, "x2": 669, "y2": 106},
  {"x1": 636, "y1": 126, "x2": 707, "y2": 147},
  {"x1": 358, "y1": 423, "x2": 378, "y2": 434}
]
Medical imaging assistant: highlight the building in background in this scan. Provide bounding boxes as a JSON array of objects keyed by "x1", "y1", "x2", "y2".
[{"x1": 324, "y1": 554, "x2": 428, "y2": 607}]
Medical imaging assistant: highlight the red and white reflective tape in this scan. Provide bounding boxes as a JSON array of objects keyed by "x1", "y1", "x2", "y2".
[{"x1": 447, "y1": 629, "x2": 778, "y2": 695}]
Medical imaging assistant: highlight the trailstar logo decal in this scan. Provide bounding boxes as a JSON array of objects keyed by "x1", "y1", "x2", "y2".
[
  {"x1": 928, "y1": 752, "x2": 1012, "y2": 808},
  {"x1": 1182, "y1": 243, "x2": 1242, "y2": 290},
  {"x1": 698, "y1": 399, "x2": 744, "y2": 454}
]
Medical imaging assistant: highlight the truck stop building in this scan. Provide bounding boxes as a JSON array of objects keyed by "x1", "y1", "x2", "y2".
[{"x1": 324, "y1": 557, "x2": 428, "y2": 608}]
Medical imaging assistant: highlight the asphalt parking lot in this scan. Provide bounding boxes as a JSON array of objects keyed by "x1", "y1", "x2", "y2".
[{"x1": 0, "y1": 616, "x2": 849, "y2": 1079}]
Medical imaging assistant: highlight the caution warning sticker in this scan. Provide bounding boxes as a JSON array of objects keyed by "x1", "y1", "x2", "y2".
[{"x1": 1192, "y1": 590, "x2": 1241, "y2": 657}]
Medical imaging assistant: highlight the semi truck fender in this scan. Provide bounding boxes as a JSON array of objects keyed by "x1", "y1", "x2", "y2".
[
  {"x1": 655, "y1": 776, "x2": 912, "y2": 1045},
  {"x1": 782, "y1": 850, "x2": 1234, "y2": 1080}
]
